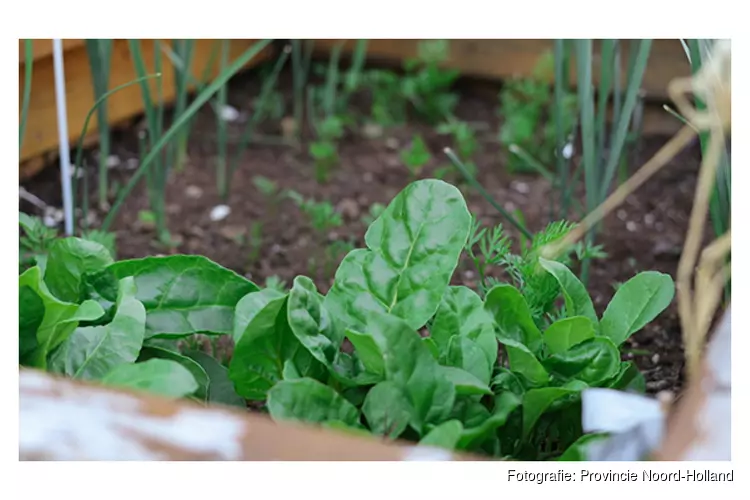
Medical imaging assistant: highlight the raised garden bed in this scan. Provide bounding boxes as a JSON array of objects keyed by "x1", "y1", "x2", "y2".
[{"x1": 19, "y1": 39, "x2": 723, "y2": 460}]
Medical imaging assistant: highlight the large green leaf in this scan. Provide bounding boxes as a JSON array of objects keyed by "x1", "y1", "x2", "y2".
[
  {"x1": 538, "y1": 258, "x2": 598, "y2": 328},
  {"x1": 19, "y1": 284, "x2": 45, "y2": 361},
  {"x1": 522, "y1": 385, "x2": 582, "y2": 439},
  {"x1": 287, "y1": 276, "x2": 344, "y2": 366},
  {"x1": 345, "y1": 328, "x2": 385, "y2": 379},
  {"x1": 19, "y1": 267, "x2": 106, "y2": 368},
  {"x1": 542, "y1": 337, "x2": 620, "y2": 385},
  {"x1": 420, "y1": 420, "x2": 463, "y2": 449},
  {"x1": 184, "y1": 350, "x2": 247, "y2": 407},
  {"x1": 44, "y1": 237, "x2": 114, "y2": 303},
  {"x1": 138, "y1": 346, "x2": 209, "y2": 403},
  {"x1": 362, "y1": 381, "x2": 412, "y2": 438},
  {"x1": 543, "y1": 316, "x2": 596, "y2": 355},
  {"x1": 325, "y1": 179, "x2": 471, "y2": 331},
  {"x1": 47, "y1": 278, "x2": 146, "y2": 381},
  {"x1": 457, "y1": 392, "x2": 521, "y2": 450},
  {"x1": 504, "y1": 340, "x2": 549, "y2": 387},
  {"x1": 600, "y1": 271, "x2": 675, "y2": 345},
  {"x1": 101, "y1": 358, "x2": 198, "y2": 398},
  {"x1": 431, "y1": 286, "x2": 497, "y2": 367},
  {"x1": 228, "y1": 290, "x2": 322, "y2": 400},
  {"x1": 445, "y1": 336, "x2": 492, "y2": 387},
  {"x1": 484, "y1": 284, "x2": 543, "y2": 353},
  {"x1": 267, "y1": 377, "x2": 361, "y2": 427},
  {"x1": 365, "y1": 312, "x2": 455, "y2": 433},
  {"x1": 605, "y1": 361, "x2": 646, "y2": 393},
  {"x1": 438, "y1": 366, "x2": 492, "y2": 396},
  {"x1": 107, "y1": 255, "x2": 259, "y2": 338}
]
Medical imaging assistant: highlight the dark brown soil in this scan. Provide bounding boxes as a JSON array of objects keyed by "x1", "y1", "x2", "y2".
[{"x1": 20, "y1": 67, "x2": 706, "y2": 396}]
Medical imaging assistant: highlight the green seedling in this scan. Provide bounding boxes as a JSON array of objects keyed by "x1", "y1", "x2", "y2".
[
  {"x1": 286, "y1": 190, "x2": 344, "y2": 278},
  {"x1": 465, "y1": 217, "x2": 605, "y2": 324},
  {"x1": 255, "y1": 89, "x2": 286, "y2": 123},
  {"x1": 402, "y1": 40, "x2": 460, "y2": 124},
  {"x1": 436, "y1": 120, "x2": 480, "y2": 181},
  {"x1": 400, "y1": 135, "x2": 431, "y2": 180},
  {"x1": 19, "y1": 179, "x2": 674, "y2": 460},
  {"x1": 19, "y1": 212, "x2": 116, "y2": 274},
  {"x1": 138, "y1": 210, "x2": 157, "y2": 228},
  {"x1": 364, "y1": 40, "x2": 459, "y2": 127},
  {"x1": 253, "y1": 175, "x2": 284, "y2": 216},
  {"x1": 264, "y1": 275, "x2": 288, "y2": 293},
  {"x1": 19, "y1": 212, "x2": 59, "y2": 273},
  {"x1": 309, "y1": 115, "x2": 346, "y2": 183},
  {"x1": 498, "y1": 51, "x2": 577, "y2": 175},
  {"x1": 246, "y1": 221, "x2": 264, "y2": 267}
]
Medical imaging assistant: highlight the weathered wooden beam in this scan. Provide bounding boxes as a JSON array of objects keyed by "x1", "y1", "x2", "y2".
[
  {"x1": 312, "y1": 39, "x2": 691, "y2": 101},
  {"x1": 19, "y1": 369, "x2": 473, "y2": 461},
  {"x1": 18, "y1": 39, "x2": 273, "y2": 178}
]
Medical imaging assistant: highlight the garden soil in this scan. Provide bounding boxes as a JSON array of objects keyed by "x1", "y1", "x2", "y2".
[{"x1": 20, "y1": 69, "x2": 709, "y2": 397}]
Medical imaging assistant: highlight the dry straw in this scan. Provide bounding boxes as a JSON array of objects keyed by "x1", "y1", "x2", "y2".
[{"x1": 541, "y1": 40, "x2": 731, "y2": 385}]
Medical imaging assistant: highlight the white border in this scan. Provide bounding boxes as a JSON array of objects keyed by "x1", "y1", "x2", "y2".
[{"x1": 5, "y1": 0, "x2": 746, "y2": 495}]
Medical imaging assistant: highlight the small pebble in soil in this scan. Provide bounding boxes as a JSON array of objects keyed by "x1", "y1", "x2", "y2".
[
  {"x1": 617, "y1": 209, "x2": 628, "y2": 221},
  {"x1": 511, "y1": 181, "x2": 530, "y2": 194},
  {"x1": 626, "y1": 221, "x2": 638, "y2": 232},
  {"x1": 652, "y1": 241, "x2": 682, "y2": 258},
  {"x1": 363, "y1": 172, "x2": 375, "y2": 183},
  {"x1": 562, "y1": 142, "x2": 575, "y2": 159},
  {"x1": 362, "y1": 123, "x2": 384, "y2": 139},
  {"x1": 644, "y1": 213, "x2": 656, "y2": 226},
  {"x1": 43, "y1": 207, "x2": 64, "y2": 228},
  {"x1": 652, "y1": 353, "x2": 661, "y2": 365},
  {"x1": 210, "y1": 205, "x2": 231, "y2": 222},
  {"x1": 106, "y1": 155, "x2": 121, "y2": 169},
  {"x1": 82, "y1": 211, "x2": 99, "y2": 227},
  {"x1": 385, "y1": 137, "x2": 399, "y2": 150},
  {"x1": 337, "y1": 198, "x2": 360, "y2": 220},
  {"x1": 185, "y1": 185, "x2": 203, "y2": 199},
  {"x1": 167, "y1": 204, "x2": 181, "y2": 215},
  {"x1": 218, "y1": 105, "x2": 241, "y2": 122},
  {"x1": 280, "y1": 117, "x2": 297, "y2": 138},
  {"x1": 385, "y1": 156, "x2": 401, "y2": 168},
  {"x1": 504, "y1": 201, "x2": 516, "y2": 212},
  {"x1": 125, "y1": 158, "x2": 139, "y2": 170}
]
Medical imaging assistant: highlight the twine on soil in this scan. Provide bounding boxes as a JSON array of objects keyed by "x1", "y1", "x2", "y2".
[{"x1": 540, "y1": 40, "x2": 731, "y2": 385}]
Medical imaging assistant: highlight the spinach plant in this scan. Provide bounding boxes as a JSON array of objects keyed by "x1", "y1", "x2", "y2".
[
  {"x1": 19, "y1": 212, "x2": 117, "y2": 274},
  {"x1": 18, "y1": 237, "x2": 255, "y2": 407},
  {"x1": 224, "y1": 179, "x2": 674, "y2": 459},
  {"x1": 19, "y1": 179, "x2": 674, "y2": 460}
]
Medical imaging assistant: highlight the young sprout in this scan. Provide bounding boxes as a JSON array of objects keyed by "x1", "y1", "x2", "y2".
[{"x1": 400, "y1": 135, "x2": 431, "y2": 180}]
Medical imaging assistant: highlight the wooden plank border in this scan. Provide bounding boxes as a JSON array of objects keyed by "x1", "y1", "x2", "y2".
[
  {"x1": 18, "y1": 39, "x2": 273, "y2": 179},
  {"x1": 312, "y1": 39, "x2": 692, "y2": 101}
]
